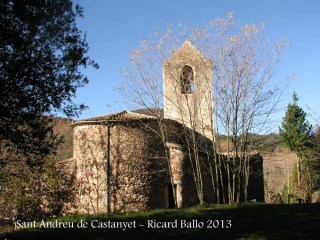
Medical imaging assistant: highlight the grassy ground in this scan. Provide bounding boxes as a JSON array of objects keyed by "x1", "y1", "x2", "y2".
[{"x1": 1, "y1": 203, "x2": 319, "y2": 240}]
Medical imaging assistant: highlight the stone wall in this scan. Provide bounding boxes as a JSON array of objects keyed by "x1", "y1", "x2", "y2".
[
  {"x1": 108, "y1": 122, "x2": 160, "y2": 212},
  {"x1": 73, "y1": 125, "x2": 107, "y2": 213},
  {"x1": 107, "y1": 121, "x2": 214, "y2": 211},
  {"x1": 262, "y1": 149, "x2": 297, "y2": 202},
  {"x1": 72, "y1": 120, "x2": 218, "y2": 213},
  {"x1": 72, "y1": 121, "x2": 173, "y2": 214},
  {"x1": 72, "y1": 119, "x2": 267, "y2": 213}
]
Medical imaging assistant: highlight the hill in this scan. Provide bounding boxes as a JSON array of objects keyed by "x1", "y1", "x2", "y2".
[{"x1": 51, "y1": 117, "x2": 73, "y2": 161}]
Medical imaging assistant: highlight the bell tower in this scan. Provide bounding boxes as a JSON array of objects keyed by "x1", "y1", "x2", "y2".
[{"x1": 163, "y1": 41, "x2": 213, "y2": 139}]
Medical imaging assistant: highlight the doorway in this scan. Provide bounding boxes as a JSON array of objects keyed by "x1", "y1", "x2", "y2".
[{"x1": 165, "y1": 183, "x2": 177, "y2": 208}]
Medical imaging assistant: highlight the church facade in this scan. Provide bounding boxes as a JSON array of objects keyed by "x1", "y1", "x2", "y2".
[{"x1": 68, "y1": 41, "x2": 263, "y2": 214}]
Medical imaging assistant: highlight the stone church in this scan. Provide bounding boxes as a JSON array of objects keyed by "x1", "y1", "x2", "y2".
[{"x1": 68, "y1": 41, "x2": 263, "y2": 214}]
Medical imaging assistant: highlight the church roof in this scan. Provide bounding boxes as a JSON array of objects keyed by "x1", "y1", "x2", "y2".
[
  {"x1": 70, "y1": 110, "x2": 158, "y2": 126},
  {"x1": 166, "y1": 40, "x2": 210, "y2": 63},
  {"x1": 131, "y1": 108, "x2": 164, "y2": 117}
]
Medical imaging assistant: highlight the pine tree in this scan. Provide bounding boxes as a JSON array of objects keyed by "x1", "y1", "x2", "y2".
[
  {"x1": 279, "y1": 92, "x2": 313, "y2": 159},
  {"x1": 280, "y1": 92, "x2": 313, "y2": 198}
]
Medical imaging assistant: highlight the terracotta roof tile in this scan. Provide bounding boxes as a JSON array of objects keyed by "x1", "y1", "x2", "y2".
[{"x1": 70, "y1": 111, "x2": 157, "y2": 126}]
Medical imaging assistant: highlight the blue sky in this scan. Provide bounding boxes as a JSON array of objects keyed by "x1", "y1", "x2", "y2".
[{"x1": 73, "y1": 0, "x2": 320, "y2": 127}]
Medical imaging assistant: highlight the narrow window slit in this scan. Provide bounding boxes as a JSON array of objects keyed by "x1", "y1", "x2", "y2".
[{"x1": 181, "y1": 65, "x2": 194, "y2": 94}]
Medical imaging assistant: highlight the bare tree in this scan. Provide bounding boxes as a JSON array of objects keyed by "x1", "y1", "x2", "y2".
[
  {"x1": 120, "y1": 13, "x2": 288, "y2": 204},
  {"x1": 121, "y1": 55, "x2": 179, "y2": 207}
]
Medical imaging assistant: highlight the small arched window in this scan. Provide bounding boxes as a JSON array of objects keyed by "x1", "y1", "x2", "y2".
[{"x1": 181, "y1": 65, "x2": 195, "y2": 94}]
